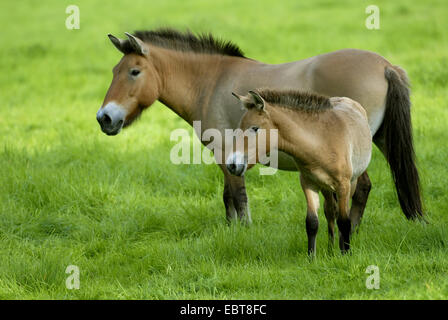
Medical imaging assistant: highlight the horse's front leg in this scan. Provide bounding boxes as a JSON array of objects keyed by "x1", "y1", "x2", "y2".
[
  {"x1": 300, "y1": 174, "x2": 320, "y2": 257},
  {"x1": 223, "y1": 175, "x2": 237, "y2": 221},
  {"x1": 219, "y1": 164, "x2": 251, "y2": 225},
  {"x1": 322, "y1": 190, "x2": 337, "y2": 252},
  {"x1": 337, "y1": 180, "x2": 353, "y2": 254}
]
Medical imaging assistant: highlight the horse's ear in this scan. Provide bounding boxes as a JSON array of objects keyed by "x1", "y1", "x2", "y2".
[
  {"x1": 232, "y1": 92, "x2": 252, "y2": 110},
  {"x1": 248, "y1": 90, "x2": 265, "y2": 111},
  {"x1": 125, "y1": 32, "x2": 149, "y2": 56},
  {"x1": 108, "y1": 34, "x2": 126, "y2": 54},
  {"x1": 232, "y1": 91, "x2": 265, "y2": 111},
  {"x1": 231, "y1": 92, "x2": 244, "y2": 101}
]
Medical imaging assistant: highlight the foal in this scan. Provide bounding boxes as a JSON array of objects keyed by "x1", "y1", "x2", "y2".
[{"x1": 226, "y1": 90, "x2": 372, "y2": 255}]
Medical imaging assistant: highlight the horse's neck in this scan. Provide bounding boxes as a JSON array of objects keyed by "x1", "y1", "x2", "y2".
[
  {"x1": 270, "y1": 107, "x2": 313, "y2": 161},
  {"x1": 152, "y1": 47, "x2": 242, "y2": 125}
]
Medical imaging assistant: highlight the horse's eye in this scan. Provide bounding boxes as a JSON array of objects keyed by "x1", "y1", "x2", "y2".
[
  {"x1": 251, "y1": 126, "x2": 259, "y2": 133},
  {"x1": 130, "y1": 69, "x2": 141, "y2": 77}
]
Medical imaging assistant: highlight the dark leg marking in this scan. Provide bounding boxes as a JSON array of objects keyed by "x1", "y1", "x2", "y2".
[{"x1": 306, "y1": 212, "x2": 319, "y2": 255}]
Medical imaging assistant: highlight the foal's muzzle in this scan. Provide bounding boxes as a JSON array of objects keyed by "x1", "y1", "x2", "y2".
[
  {"x1": 96, "y1": 102, "x2": 126, "y2": 136},
  {"x1": 226, "y1": 152, "x2": 247, "y2": 176}
]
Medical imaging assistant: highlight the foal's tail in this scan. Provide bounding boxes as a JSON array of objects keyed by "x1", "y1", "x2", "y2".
[{"x1": 381, "y1": 65, "x2": 424, "y2": 220}]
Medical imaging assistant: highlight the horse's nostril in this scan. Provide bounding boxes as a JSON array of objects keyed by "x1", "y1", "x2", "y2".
[
  {"x1": 228, "y1": 163, "x2": 236, "y2": 172},
  {"x1": 103, "y1": 114, "x2": 112, "y2": 126}
]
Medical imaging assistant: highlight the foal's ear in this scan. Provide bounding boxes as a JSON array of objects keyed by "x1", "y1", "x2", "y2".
[
  {"x1": 232, "y1": 91, "x2": 265, "y2": 111},
  {"x1": 232, "y1": 92, "x2": 252, "y2": 110},
  {"x1": 125, "y1": 32, "x2": 149, "y2": 56},
  {"x1": 231, "y1": 92, "x2": 244, "y2": 101},
  {"x1": 108, "y1": 34, "x2": 126, "y2": 54},
  {"x1": 248, "y1": 90, "x2": 265, "y2": 111}
]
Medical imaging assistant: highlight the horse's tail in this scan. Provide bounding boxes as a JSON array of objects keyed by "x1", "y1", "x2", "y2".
[{"x1": 381, "y1": 65, "x2": 424, "y2": 220}]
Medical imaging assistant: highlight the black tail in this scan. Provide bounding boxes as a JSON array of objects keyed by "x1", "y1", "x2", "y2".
[{"x1": 381, "y1": 65, "x2": 423, "y2": 220}]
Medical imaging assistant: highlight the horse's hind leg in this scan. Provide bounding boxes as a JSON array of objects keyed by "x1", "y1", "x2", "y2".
[
  {"x1": 350, "y1": 171, "x2": 372, "y2": 233},
  {"x1": 300, "y1": 174, "x2": 320, "y2": 257},
  {"x1": 322, "y1": 190, "x2": 337, "y2": 252}
]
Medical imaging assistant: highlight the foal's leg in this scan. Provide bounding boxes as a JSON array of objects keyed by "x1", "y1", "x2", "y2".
[
  {"x1": 336, "y1": 180, "x2": 352, "y2": 253},
  {"x1": 350, "y1": 171, "x2": 372, "y2": 233},
  {"x1": 219, "y1": 164, "x2": 251, "y2": 225},
  {"x1": 300, "y1": 175, "x2": 320, "y2": 256},
  {"x1": 322, "y1": 190, "x2": 337, "y2": 251}
]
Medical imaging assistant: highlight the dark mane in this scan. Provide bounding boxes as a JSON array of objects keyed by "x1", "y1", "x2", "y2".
[
  {"x1": 257, "y1": 89, "x2": 332, "y2": 113},
  {"x1": 121, "y1": 28, "x2": 245, "y2": 58}
]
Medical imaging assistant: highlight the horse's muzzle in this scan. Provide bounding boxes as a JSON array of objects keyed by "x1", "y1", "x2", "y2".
[
  {"x1": 226, "y1": 152, "x2": 247, "y2": 176},
  {"x1": 96, "y1": 102, "x2": 126, "y2": 136}
]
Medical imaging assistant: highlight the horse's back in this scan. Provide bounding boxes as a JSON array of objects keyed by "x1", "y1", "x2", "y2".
[{"x1": 303, "y1": 49, "x2": 390, "y2": 135}]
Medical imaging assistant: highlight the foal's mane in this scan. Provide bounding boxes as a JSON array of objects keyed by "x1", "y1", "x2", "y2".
[
  {"x1": 257, "y1": 89, "x2": 332, "y2": 113},
  {"x1": 122, "y1": 28, "x2": 246, "y2": 58}
]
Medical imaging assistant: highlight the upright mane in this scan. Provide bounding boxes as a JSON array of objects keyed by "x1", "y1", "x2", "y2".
[
  {"x1": 257, "y1": 89, "x2": 333, "y2": 113},
  {"x1": 121, "y1": 28, "x2": 245, "y2": 58}
]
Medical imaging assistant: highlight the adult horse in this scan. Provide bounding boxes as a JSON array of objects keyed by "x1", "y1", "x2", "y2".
[{"x1": 96, "y1": 28, "x2": 423, "y2": 227}]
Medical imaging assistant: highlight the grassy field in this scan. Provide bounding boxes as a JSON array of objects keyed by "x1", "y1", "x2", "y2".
[{"x1": 0, "y1": 0, "x2": 447, "y2": 299}]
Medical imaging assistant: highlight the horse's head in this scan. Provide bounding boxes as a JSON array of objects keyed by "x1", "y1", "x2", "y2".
[
  {"x1": 97, "y1": 33, "x2": 160, "y2": 135},
  {"x1": 226, "y1": 90, "x2": 277, "y2": 176}
]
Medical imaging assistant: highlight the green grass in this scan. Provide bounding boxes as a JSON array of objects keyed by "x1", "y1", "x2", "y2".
[{"x1": 0, "y1": 0, "x2": 447, "y2": 299}]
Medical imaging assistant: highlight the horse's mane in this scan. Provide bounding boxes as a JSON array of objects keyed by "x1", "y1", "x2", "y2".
[
  {"x1": 257, "y1": 89, "x2": 333, "y2": 113},
  {"x1": 121, "y1": 28, "x2": 245, "y2": 58}
]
